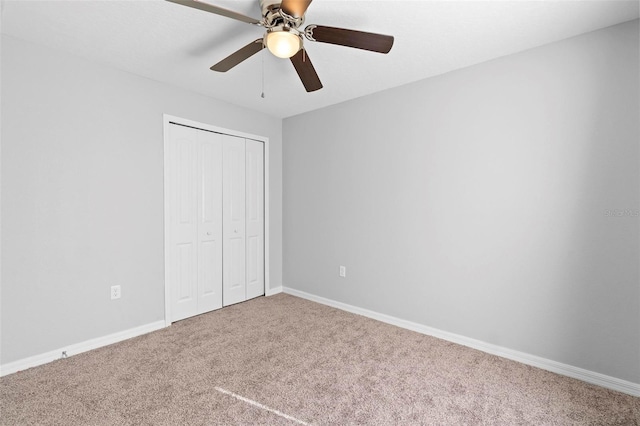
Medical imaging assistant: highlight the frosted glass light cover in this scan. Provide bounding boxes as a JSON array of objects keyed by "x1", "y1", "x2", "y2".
[{"x1": 266, "y1": 31, "x2": 302, "y2": 58}]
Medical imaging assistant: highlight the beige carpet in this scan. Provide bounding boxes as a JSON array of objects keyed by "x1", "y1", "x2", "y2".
[{"x1": 1, "y1": 293, "x2": 638, "y2": 425}]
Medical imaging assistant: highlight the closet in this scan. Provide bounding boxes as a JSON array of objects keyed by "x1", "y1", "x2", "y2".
[{"x1": 166, "y1": 121, "x2": 265, "y2": 323}]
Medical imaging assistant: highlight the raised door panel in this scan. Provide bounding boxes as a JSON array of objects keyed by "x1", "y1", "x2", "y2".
[
  {"x1": 222, "y1": 135, "x2": 246, "y2": 306},
  {"x1": 169, "y1": 124, "x2": 198, "y2": 322},
  {"x1": 245, "y1": 140, "x2": 264, "y2": 300},
  {"x1": 197, "y1": 131, "x2": 223, "y2": 314}
]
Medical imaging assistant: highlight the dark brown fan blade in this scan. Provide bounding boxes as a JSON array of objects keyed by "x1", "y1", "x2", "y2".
[
  {"x1": 306, "y1": 25, "x2": 394, "y2": 53},
  {"x1": 210, "y1": 39, "x2": 264, "y2": 72},
  {"x1": 280, "y1": 0, "x2": 312, "y2": 18},
  {"x1": 166, "y1": 0, "x2": 260, "y2": 24},
  {"x1": 290, "y1": 49, "x2": 322, "y2": 92}
]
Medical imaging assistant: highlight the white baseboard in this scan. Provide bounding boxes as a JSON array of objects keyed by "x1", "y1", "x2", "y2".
[
  {"x1": 266, "y1": 286, "x2": 283, "y2": 296},
  {"x1": 283, "y1": 287, "x2": 640, "y2": 397},
  {"x1": 0, "y1": 320, "x2": 166, "y2": 377}
]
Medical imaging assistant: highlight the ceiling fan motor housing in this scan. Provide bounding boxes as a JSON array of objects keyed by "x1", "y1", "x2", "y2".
[
  {"x1": 259, "y1": 0, "x2": 281, "y2": 16},
  {"x1": 260, "y1": 0, "x2": 305, "y2": 29}
]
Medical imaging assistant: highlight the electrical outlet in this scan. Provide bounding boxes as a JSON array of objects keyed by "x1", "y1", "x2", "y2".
[
  {"x1": 111, "y1": 285, "x2": 121, "y2": 300},
  {"x1": 339, "y1": 266, "x2": 346, "y2": 278}
]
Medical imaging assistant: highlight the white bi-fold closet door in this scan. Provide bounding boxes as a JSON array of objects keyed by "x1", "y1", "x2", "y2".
[{"x1": 167, "y1": 123, "x2": 264, "y2": 323}]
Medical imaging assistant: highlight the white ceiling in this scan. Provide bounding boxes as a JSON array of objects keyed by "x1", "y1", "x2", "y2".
[{"x1": 2, "y1": 0, "x2": 638, "y2": 118}]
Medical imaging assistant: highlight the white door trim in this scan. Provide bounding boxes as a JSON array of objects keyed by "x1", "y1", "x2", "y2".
[{"x1": 163, "y1": 114, "x2": 270, "y2": 326}]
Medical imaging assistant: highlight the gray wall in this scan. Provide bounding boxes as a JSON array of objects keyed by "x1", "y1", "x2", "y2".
[
  {"x1": 283, "y1": 20, "x2": 639, "y2": 383},
  {"x1": 1, "y1": 35, "x2": 282, "y2": 364}
]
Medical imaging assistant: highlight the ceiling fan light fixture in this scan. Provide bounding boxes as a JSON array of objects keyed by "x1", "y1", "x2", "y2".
[
  {"x1": 265, "y1": 29, "x2": 302, "y2": 58},
  {"x1": 167, "y1": 0, "x2": 395, "y2": 92}
]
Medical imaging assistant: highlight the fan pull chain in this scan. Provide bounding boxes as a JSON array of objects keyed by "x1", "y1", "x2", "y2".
[{"x1": 261, "y1": 47, "x2": 265, "y2": 99}]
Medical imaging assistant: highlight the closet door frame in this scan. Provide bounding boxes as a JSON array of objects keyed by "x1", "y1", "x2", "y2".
[{"x1": 163, "y1": 114, "x2": 270, "y2": 326}]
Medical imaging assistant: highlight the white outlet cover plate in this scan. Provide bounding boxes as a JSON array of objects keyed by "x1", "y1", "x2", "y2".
[{"x1": 111, "y1": 285, "x2": 121, "y2": 300}]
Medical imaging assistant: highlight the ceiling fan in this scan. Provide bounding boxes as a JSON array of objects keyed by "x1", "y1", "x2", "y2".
[{"x1": 166, "y1": 0, "x2": 394, "y2": 92}]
